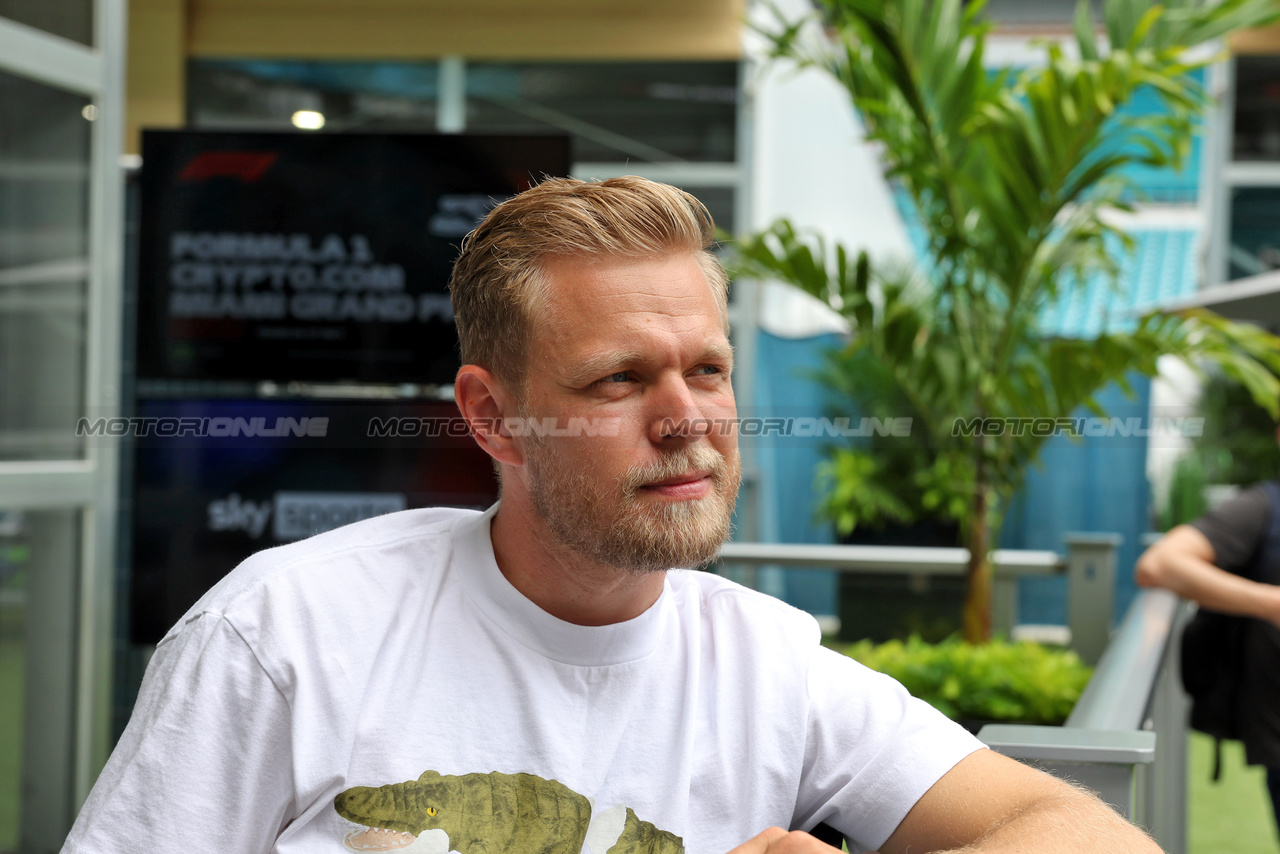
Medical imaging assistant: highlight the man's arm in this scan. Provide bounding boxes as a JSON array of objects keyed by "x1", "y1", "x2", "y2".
[
  {"x1": 63, "y1": 614, "x2": 296, "y2": 852},
  {"x1": 1136, "y1": 524, "x2": 1280, "y2": 627},
  {"x1": 878, "y1": 749, "x2": 1159, "y2": 853},
  {"x1": 728, "y1": 749, "x2": 1160, "y2": 853}
]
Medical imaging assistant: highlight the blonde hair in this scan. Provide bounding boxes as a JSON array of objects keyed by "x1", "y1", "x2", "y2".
[{"x1": 449, "y1": 176, "x2": 729, "y2": 390}]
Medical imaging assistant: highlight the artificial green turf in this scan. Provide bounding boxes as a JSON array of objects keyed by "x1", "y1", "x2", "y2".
[
  {"x1": 1190, "y1": 732, "x2": 1280, "y2": 854},
  {"x1": 0, "y1": 613, "x2": 22, "y2": 853}
]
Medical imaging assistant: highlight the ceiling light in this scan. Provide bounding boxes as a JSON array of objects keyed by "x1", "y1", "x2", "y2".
[{"x1": 291, "y1": 110, "x2": 325, "y2": 130}]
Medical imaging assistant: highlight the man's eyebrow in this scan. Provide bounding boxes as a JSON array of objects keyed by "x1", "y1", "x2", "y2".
[
  {"x1": 562, "y1": 344, "x2": 735, "y2": 388},
  {"x1": 561, "y1": 351, "x2": 647, "y2": 387},
  {"x1": 702, "y1": 342, "x2": 735, "y2": 367}
]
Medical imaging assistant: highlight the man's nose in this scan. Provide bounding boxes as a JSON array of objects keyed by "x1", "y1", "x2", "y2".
[{"x1": 648, "y1": 376, "x2": 712, "y2": 444}]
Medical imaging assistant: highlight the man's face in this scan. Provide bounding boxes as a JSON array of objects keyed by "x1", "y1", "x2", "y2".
[{"x1": 513, "y1": 252, "x2": 740, "y2": 574}]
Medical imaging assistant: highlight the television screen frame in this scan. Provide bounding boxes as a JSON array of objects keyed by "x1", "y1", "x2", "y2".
[{"x1": 136, "y1": 130, "x2": 572, "y2": 385}]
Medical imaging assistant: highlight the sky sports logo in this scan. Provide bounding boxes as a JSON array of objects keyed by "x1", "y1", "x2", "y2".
[{"x1": 207, "y1": 491, "x2": 405, "y2": 540}]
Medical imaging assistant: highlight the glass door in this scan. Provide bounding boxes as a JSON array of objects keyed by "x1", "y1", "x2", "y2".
[{"x1": 0, "y1": 1, "x2": 124, "y2": 851}]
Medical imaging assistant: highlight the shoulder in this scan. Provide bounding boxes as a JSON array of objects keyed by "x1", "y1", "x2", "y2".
[
  {"x1": 1191, "y1": 484, "x2": 1272, "y2": 572},
  {"x1": 160, "y1": 505, "x2": 482, "y2": 644},
  {"x1": 666, "y1": 569, "x2": 823, "y2": 650},
  {"x1": 1202, "y1": 483, "x2": 1272, "y2": 518}
]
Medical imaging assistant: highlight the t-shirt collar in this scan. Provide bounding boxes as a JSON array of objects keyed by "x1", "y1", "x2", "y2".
[{"x1": 451, "y1": 503, "x2": 672, "y2": 666}]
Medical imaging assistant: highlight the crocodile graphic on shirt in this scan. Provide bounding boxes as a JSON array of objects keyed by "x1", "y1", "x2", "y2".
[{"x1": 334, "y1": 769, "x2": 684, "y2": 854}]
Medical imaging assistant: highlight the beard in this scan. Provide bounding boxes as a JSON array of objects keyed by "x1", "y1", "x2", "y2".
[{"x1": 524, "y1": 436, "x2": 741, "y2": 575}]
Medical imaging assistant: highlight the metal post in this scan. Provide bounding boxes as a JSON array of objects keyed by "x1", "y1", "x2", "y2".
[
  {"x1": 80, "y1": 0, "x2": 127, "y2": 806},
  {"x1": 1203, "y1": 57, "x2": 1235, "y2": 288},
  {"x1": 1065, "y1": 533, "x2": 1120, "y2": 666},
  {"x1": 437, "y1": 56, "x2": 466, "y2": 133},
  {"x1": 992, "y1": 574, "x2": 1018, "y2": 638},
  {"x1": 732, "y1": 56, "x2": 761, "y2": 547},
  {"x1": 1137, "y1": 600, "x2": 1190, "y2": 854},
  {"x1": 22, "y1": 511, "x2": 80, "y2": 853},
  {"x1": 977, "y1": 724, "x2": 1155, "y2": 820}
]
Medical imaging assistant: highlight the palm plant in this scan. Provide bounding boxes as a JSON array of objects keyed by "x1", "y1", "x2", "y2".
[{"x1": 733, "y1": 0, "x2": 1280, "y2": 642}]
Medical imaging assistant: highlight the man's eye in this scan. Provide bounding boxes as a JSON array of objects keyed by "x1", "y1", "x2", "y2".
[{"x1": 601, "y1": 372, "x2": 630, "y2": 383}]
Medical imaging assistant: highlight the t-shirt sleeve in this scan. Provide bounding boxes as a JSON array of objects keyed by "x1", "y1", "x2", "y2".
[
  {"x1": 792, "y1": 646, "x2": 985, "y2": 853},
  {"x1": 62, "y1": 614, "x2": 295, "y2": 854},
  {"x1": 1190, "y1": 485, "x2": 1271, "y2": 574}
]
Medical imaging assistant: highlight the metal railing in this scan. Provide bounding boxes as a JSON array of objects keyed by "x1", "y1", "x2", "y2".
[
  {"x1": 712, "y1": 539, "x2": 1188, "y2": 852},
  {"x1": 716, "y1": 533, "x2": 1119, "y2": 664},
  {"x1": 979, "y1": 590, "x2": 1189, "y2": 853}
]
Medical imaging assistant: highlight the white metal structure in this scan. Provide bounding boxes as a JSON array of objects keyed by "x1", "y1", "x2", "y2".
[
  {"x1": 0, "y1": 1, "x2": 126, "y2": 849},
  {"x1": 1204, "y1": 56, "x2": 1280, "y2": 287}
]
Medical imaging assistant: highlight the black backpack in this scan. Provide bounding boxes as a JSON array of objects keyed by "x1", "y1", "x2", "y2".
[{"x1": 1179, "y1": 481, "x2": 1280, "y2": 780}]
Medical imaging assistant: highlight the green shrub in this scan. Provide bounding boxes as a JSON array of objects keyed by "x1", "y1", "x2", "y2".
[
  {"x1": 838, "y1": 635, "x2": 1092, "y2": 725},
  {"x1": 1159, "y1": 453, "x2": 1208, "y2": 532},
  {"x1": 1192, "y1": 370, "x2": 1280, "y2": 487}
]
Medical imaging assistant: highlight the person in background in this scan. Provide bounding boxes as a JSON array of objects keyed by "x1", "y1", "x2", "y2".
[{"x1": 1137, "y1": 471, "x2": 1280, "y2": 832}]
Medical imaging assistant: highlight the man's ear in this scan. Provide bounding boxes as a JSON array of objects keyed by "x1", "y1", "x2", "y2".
[{"x1": 455, "y1": 365, "x2": 523, "y2": 466}]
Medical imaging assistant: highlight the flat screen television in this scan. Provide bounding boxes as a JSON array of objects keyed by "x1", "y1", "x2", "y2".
[{"x1": 137, "y1": 131, "x2": 571, "y2": 384}]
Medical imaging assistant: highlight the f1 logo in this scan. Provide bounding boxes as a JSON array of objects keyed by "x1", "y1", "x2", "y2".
[{"x1": 178, "y1": 151, "x2": 279, "y2": 182}]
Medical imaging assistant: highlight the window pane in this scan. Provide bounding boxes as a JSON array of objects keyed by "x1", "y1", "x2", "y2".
[
  {"x1": 0, "y1": 70, "x2": 90, "y2": 460},
  {"x1": 189, "y1": 61, "x2": 440, "y2": 132},
  {"x1": 467, "y1": 62, "x2": 738, "y2": 163},
  {"x1": 187, "y1": 60, "x2": 739, "y2": 164},
  {"x1": 0, "y1": 515, "x2": 14, "y2": 854},
  {"x1": 0, "y1": 0, "x2": 94, "y2": 47},
  {"x1": 1234, "y1": 57, "x2": 1280, "y2": 162},
  {"x1": 0, "y1": 508, "x2": 81, "y2": 852},
  {"x1": 689, "y1": 185, "x2": 734, "y2": 235},
  {"x1": 1228, "y1": 186, "x2": 1280, "y2": 280}
]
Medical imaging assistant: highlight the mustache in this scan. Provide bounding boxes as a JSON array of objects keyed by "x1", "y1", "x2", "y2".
[{"x1": 618, "y1": 445, "x2": 730, "y2": 496}]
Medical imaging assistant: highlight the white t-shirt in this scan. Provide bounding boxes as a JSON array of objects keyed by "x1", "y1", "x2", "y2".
[{"x1": 64, "y1": 505, "x2": 983, "y2": 854}]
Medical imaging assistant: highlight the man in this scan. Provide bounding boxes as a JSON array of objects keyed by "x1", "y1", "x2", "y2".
[
  {"x1": 1137, "y1": 476, "x2": 1280, "y2": 829},
  {"x1": 65, "y1": 176, "x2": 1157, "y2": 853}
]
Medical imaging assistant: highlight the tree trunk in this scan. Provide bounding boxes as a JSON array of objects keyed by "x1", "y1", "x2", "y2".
[{"x1": 961, "y1": 487, "x2": 992, "y2": 644}]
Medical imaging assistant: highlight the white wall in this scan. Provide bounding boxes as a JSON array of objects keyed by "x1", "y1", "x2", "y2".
[{"x1": 742, "y1": 0, "x2": 912, "y2": 338}]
